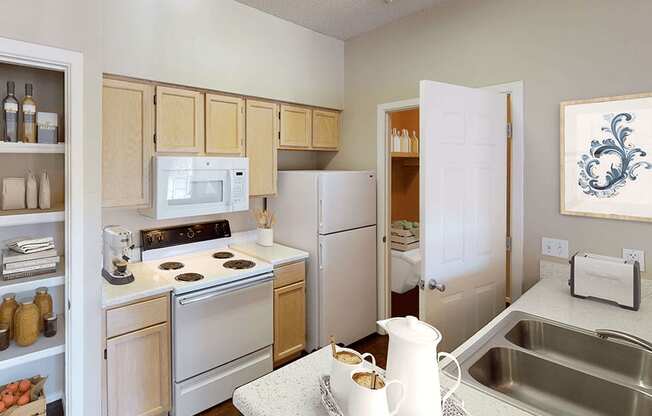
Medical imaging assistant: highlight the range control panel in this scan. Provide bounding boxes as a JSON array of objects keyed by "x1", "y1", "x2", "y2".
[{"x1": 141, "y1": 220, "x2": 232, "y2": 251}]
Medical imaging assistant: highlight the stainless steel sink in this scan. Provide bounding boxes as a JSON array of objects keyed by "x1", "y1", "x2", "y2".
[{"x1": 444, "y1": 311, "x2": 652, "y2": 416}]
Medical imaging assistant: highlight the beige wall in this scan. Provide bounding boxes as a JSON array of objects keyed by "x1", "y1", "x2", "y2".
[
  {"x1": 327, "y1": 0, "x2": 652, "y2": 289},
  {"x1": 103, "y1": 0, "x2": 344, "y2": 109},
  {"x1": 0, "y1": 0, "x2": 103, "y2": 413}
]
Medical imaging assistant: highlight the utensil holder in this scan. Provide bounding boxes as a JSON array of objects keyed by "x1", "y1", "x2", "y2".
[{"x1": 257, "y1": 228, "x2": 274, "y2": 247}]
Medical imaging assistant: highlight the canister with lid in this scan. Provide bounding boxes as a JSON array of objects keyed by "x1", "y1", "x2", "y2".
[{"x1": 0, "y1": 293, "x2": 18, "y2": 340}]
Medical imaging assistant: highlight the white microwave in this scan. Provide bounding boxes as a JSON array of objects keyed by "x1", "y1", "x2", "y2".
[{"x1": 141, "y1": 156, "x2": 249, "y2": 220}]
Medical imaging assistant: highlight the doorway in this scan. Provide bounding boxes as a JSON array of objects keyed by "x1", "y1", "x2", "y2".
[{"x1": 375, "y1": 81, "x2": 524, "y2": 339}]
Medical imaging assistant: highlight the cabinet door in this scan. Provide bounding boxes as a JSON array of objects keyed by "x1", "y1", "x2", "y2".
[
  {"x1": 312, "y1": 109, "x2": 340, "y2": 150},
  {"x1": 206, "y1": 93, "x2": 245, "y2": 155},
  {"x1": 273, "y1": 281, "x2": 306, "y2": 365},
  {"x1": 246, "y1": 100, "x2": 278, "y2": 196},
  {"x1": 155, "y1": 86, "x2": 204, "y2": 153},
  {"x1": 102, "y1": 79, "x2": 154, "y2": 207},
  {"x1": 279, "y1": 105, "x2": 311, "y2": 149},
  {"x1": 106, "y1": 323, "x2": 170, "y2": 416}
]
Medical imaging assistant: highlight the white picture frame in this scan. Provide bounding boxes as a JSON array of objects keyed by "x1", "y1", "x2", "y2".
[{"x1": 561, "y1": 92, "x2": 652, "y2": 222}]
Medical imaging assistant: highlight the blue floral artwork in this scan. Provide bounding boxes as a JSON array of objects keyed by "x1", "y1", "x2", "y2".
[{"x1": 578, "y1": 112, "x2": 652, "y2": 198}]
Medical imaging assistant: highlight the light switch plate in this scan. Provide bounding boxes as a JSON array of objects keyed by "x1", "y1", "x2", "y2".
[
  {"x1": 623, "y1": 248, "x2": 645, "y2": 272},
  {"x1": 541, "y1": 237, "x2": 569, "y2": 259}
]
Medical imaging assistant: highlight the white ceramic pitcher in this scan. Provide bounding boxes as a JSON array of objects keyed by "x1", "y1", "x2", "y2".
[
  {"x1": 377, "y1": 316, "x2": 461, "y2": 416},
  {"x1": 330, "y1": 346, "x2": 376, "y2": 409},
  {"x1": 347, "y1": 370, "x2": 405, "y2": 416}
]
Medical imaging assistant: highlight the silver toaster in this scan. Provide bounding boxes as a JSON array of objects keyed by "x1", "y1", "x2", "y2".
[{"x1": 570, "y1": 252, "x2": 641, "y2": 311}]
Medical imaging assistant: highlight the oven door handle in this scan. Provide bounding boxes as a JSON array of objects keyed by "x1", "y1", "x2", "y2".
[{"x1": 177, "y1": 273, "x2": 274, "y2": 306}]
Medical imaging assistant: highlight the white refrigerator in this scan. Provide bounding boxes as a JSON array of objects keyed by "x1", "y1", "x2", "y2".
[{"x1": 270, "y1": 171, "x2": 377, "y2": 351}]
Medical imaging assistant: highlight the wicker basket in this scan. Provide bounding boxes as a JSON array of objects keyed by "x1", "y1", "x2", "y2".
[{"x1": 0, "y1": 376, "x2": 46, "y2": 416}]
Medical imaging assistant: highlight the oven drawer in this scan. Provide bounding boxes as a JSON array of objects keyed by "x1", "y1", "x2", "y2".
[
  {"x1": 173, "y1": 275, "x2": 274, "y2": 382},
  {"x1": 173, "y1": 346, "x2": 272, "y2": 416}
]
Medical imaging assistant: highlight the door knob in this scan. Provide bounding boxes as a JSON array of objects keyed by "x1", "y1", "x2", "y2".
[{"x1": 428, "y1": 279, "x2": 446, "y2": 292}]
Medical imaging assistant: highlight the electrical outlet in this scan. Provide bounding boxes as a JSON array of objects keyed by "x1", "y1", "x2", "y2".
[
  {"x1": 623, "y1": 248, "x2": 645, "y2": 271},
  {"x1": 541, "y1": 237, "x2": 569, "y2": 259}
]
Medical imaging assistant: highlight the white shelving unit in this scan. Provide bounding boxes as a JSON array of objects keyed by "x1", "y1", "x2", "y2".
[
  {"x1": 0, "y1": 143, "x2": 65, "y2": 154},
  {"x1": 0, "y1": 315, "x2": 65, "y2": 371},
  {"x1": 0, "y1": 260, "x2": 65, "y2": 296},
  {"x1": 0, "y1": 204, "x2": 65, "y2": 227}
]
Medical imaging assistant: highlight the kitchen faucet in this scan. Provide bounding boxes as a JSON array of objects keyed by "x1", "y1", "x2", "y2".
[{"x1": 595, "y1": 329, "x2": 652, "y2": 353}]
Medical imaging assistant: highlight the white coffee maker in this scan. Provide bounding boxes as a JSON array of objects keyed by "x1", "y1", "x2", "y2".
[{"x1": 102, "y1": 225, "x2": 135, "y2": 285}]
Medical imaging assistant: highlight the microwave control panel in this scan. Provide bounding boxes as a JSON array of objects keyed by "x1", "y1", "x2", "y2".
[{"x1": 231, "y1": 169, "x2": 248, "y2": 211}]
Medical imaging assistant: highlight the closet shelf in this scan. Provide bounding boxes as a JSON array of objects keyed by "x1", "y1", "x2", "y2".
[
  {"x1": 391, "y1": 152, "x2": 419, "y2": 159},
  {"x1": 0, "y1": 142, "x2": 65, "y2": 154},
  {"x1": 0, "y1": 314, "x2": 65, "y2": 371},
  {"x1": 0, "y1": 260, "x2": 65, "y2": 296},
  {"x1": 0, "y1": 204, "x2": 65, "y2": 227}
]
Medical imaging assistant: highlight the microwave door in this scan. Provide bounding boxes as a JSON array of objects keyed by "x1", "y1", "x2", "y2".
[{"x1": 162, "y1": 169, "x2": 230, "y2": 218}]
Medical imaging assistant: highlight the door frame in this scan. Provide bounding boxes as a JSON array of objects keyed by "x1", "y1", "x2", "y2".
[{"x1": 375, "y1": 81, "x2": 524, "y2": 322}]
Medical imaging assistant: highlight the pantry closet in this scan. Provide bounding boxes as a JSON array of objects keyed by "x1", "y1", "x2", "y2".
[{"x1": 388, "y1": 108, "x2": 420, "y2": 318}]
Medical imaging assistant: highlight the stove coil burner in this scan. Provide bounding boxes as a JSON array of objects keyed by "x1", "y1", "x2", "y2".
[
  {"x1": 223, "y1": 260, "x2": 256, "y2": 270},
  {"x1": 213, "y1": 251, "x2": 235, "y2": 259},
  {"x1": 159, "y1": 261, "x2": 185, "y2": 271},
  {"x1": 175, "y1": 272, "x2": 204, "y2": 282}
]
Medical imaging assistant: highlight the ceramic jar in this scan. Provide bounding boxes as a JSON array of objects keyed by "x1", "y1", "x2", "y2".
[
  {"x1": 0, "y1": 293, "x2": 18, "y2": 340},
  {"x1": 0, "y1": 324, "x2": 9, "y2": 351},
  {"x1": 33, "y1": 287, "x2": 53, "y2": 333},
  {"x1": 14, "y1": 299, "x2": 40, "y2": 347}
]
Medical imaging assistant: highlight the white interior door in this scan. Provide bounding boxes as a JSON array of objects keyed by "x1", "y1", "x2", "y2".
[{"x1": 419, "y1": 81, "x2": 507, "y2": 352}]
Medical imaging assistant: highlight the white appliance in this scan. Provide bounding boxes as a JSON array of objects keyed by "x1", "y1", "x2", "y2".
[
  {"x1": 570, "y1": 252, "x2": 641, "y2": 311},
  {"x1": 142, "y1": 155, "x2": 249, "y2": 220},
  {"x1": 139, "y1": 221, "x2": 273, "y2": 416},
  {"x1": 269, "y1": 171, "x2": 377, "y2": 351}
]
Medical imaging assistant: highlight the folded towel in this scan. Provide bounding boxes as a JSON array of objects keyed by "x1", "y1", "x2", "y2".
[{"x1": 8, "y1": 237, "x2": 55, "y2": 254}]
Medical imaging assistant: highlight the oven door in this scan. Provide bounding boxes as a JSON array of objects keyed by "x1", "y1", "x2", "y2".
[{"x1": 172, "y1": 273, "x2": 274, "y2": 382}]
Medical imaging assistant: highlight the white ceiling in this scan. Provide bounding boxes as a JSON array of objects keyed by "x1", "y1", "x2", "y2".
[{"x1": 234, "y1": 0, "x2": 441, "y2": 40}]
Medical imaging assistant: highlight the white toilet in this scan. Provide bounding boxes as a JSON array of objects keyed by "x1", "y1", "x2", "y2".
[{"x1": 390, "y1": 248, "x2": 421, "y2": 294}]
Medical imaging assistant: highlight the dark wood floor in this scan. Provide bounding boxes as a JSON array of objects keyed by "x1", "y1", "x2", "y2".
[{"x1": 199, "y1": 334, "x2": 389, "y2": 416}]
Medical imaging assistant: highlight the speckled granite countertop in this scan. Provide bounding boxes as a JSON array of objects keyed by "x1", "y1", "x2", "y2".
[{"x1": 233, "y1": 275, "x2": 652, "y2": 415}]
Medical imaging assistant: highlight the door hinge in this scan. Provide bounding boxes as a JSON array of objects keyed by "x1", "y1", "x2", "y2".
[
  {"x1": 104, "y1": 349, "x2": 107, "y2": 360},
  {"x1": 382, "y1": 236, "x2": 386, "y2": 243},
  {"x1": 507, "y1": 122, "x2": 513, "y2": 139},
  {"x1": 153, "y1": 133, "x2": 157, "y2": 144},
  {"x1": 153, "y1": 94, "x2": 157, "y2": 105},
  {"x1": 67, "y1": 300, "x2": 71, "y2": 310},
  {"x1": 506, "y1": 236, "x2": 512, "y2": 252}
]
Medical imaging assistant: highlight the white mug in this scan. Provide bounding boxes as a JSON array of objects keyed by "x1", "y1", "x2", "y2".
[
  {"x1": 347, "y1": 370, "x2": 405, "y2": 416},
  {"x1": 330, "y1": 347, "x2": 375, "y2": 409}
]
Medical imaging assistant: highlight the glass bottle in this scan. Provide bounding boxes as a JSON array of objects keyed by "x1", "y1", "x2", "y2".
[
  {"x1": 0, "y1": 293, "x2": 18, "y2": 340},
  {"x1": 0, "y1": 324, "x2": 9, "y2": 351},
  {"x1": 2, "y1": 81, "x2": 19, "y2": 142},
  {"x1": 14, "y1": 299, "x2": 40, "y2": 347},
  {"x1": 21, "y1": 83, "x2": 37, "y2": 143},
  {"x1": 400, "y1": 129, "x2": 411, "y2": 152},
  {"x1": 411, "y1": 130, "x2": 419, "y2": 154},
  {"x1": 33, "y1": 287, "x2": 53, "y2": 333},
  {"x1": 392, "y1": 128, "x2": 400, "y2": 152}
]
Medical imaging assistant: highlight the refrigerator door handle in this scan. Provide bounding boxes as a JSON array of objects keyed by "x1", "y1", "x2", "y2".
[
  {"x1": 319, "y1": 241, "x2": 324, "y2": 270},
  {"x1": 319, "y1": 198, "x2": 324, "y2": 232}
]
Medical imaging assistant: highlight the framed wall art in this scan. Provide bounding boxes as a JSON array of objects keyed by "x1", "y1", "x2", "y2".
[{"x1": 561, "y1": 92, "x2": 652, "y2": 222}]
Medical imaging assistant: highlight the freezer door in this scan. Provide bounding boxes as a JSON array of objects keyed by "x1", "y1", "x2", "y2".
[
  {"x1": 318, "y1": 225, "x2": 377, "y2": 347},
  {"x1": 319, "y1": 172, "x2": 376, "y2": 234}
]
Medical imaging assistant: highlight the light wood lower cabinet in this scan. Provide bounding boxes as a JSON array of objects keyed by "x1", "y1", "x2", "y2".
[
  {"x1": 273, "y1": 261, "x2": 306, "y2": 366},
  {"x1": 246, "y1": 100, "x2": 279, "y2": 196},
  {"x1": 104, "y1": 295, "x2": 170, "y2": 416}
]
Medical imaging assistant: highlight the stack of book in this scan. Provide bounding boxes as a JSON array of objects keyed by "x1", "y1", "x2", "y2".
[
  {"x1": 2, "y1": 237, "x2": 60, "y2": 280},
  {"x1": 391, "y1": 221, "x2": 419, "y2": 252}
]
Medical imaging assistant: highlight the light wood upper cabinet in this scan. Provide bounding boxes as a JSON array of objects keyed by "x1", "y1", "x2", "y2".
[
  {"x1": 205, "y1": 93, "x2": 245, "y2": 155},
  {"x1": 246, "y1": 100, "x2": 278, "y2": 196},
  {"x1": 102, "y1": 79, "x2": 154, "y2": 208},
  {"x1": 106, "y1": 323, "x2": 171, "y2": 416},
  {"x1": 155, "y1": 86, "x2": 204, "y2": 153},
  {"x1": 312, "y1": 109, "x2": 340, "y2": 150},
  {"x1": 279, "y1": 104, "x2": 312, "y2": 149}
]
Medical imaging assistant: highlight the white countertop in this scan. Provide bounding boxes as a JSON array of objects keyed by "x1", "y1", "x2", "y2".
[
  {"x1": 102, "y1": 239, "x2": 308, "y2": 308},
  {"x1": 233, "y1": 275, "x2": 652, "y2": 416},
  {"x1": 230, "y1": 242, "x2": 309, "y2": 267}
]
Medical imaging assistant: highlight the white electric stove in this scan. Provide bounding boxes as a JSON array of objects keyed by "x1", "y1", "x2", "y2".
[{"x1": 140, "y1": 220, "x2": 274, "y2": 416}]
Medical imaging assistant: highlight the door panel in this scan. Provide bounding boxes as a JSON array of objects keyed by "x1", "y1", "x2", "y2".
[
  {"x1": 419, "y1": 81, "x2": 506, "y2": 353},
  {"x1": 319, "y1": 226, "x2": 377, "y2": 347},
  {"x1": 273, "y1": 281, "x2": 306, "y2": 364},
  {"x1": 319, "y1": 172, "x2": 376, "y2": 234},
  {"x1": 312, "y1": 109, "x2": 339, "y2": 149},
  {"x1": 102, "y1": 79, "x2": 154, "y2": 208},
  {"x1": 246, "y1": 100, "x2": 278, "y2": 196},
  {"x1": 155, "y1": 86, "x2": 204, "y2": 153},
  {"x1": 279, "y1": 105, "x2": 311, "y2": 148},
  {"x1": 205, "y1": 93, "x2": 244, "y2": 155}
]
